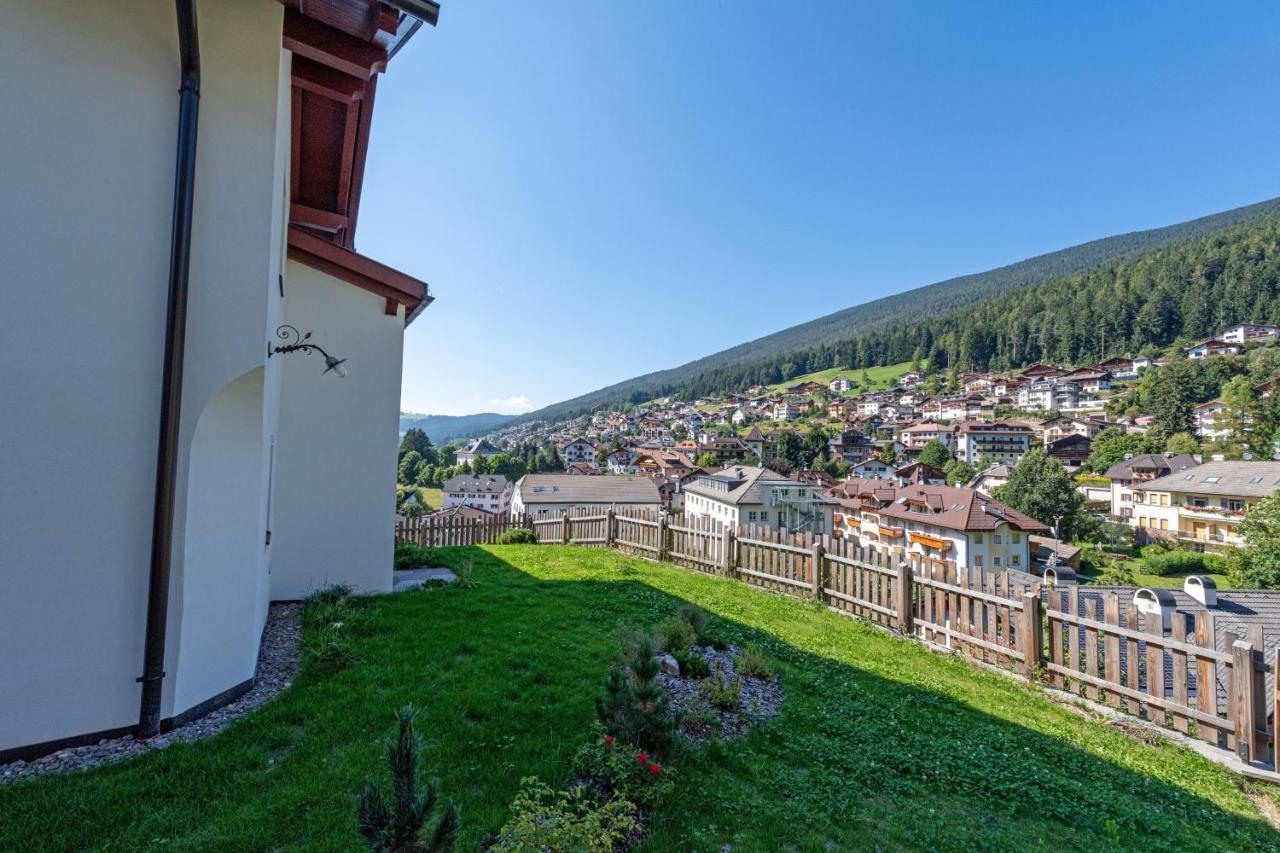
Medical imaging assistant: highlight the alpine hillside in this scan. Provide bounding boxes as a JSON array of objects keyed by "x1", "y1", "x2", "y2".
[{"x1": 516, "y1": 196, "x2": 1280, "y2": 423}]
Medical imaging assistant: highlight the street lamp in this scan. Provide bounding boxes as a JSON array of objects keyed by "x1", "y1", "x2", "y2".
[{"x1": 268, "y1": 325, "x2": 348, "y2": 378}]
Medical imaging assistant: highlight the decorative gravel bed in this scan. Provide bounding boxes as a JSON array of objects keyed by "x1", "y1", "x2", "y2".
[
  {"x1": 0, "y1": 602, "x2": 301, "y2": 785},
  {"x1": 657, "y1": 644, "x2": 783, "y2": 742}
]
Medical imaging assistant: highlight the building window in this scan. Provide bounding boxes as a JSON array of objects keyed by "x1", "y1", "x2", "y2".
[
  {"x1": 993, "y1": 534, "x2": 1002, "y2": 545},
  {"x1": 993, "y1": 556, "x2": 1002, "y2": 567},
  {"x1": 1011, "y1": 555, "x2": 1020, "y2": 566},
  {"x1": 973, "y1": 533, "x2": 984, "y2": 544}
]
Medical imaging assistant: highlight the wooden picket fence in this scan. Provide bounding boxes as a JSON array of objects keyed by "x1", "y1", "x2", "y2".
[
  {"x1": 395, "y1": 513, "x2": 519, "y2": 547},
  {"x1": 394, "y1": 509, "x2": 1279, "y2": 770}
]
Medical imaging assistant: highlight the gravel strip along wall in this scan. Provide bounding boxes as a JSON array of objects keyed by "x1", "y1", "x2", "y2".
[{"x1": 1, "y1": 603, "x2": 301, "y2": 784}]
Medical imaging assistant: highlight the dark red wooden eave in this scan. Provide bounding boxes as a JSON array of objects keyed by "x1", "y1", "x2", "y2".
[{"x1": 287, "y1": 226, "x2": 432, "y2": 325}]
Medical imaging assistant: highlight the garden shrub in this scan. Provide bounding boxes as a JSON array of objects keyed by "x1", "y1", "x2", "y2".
[
  {"x1": 672, "y1": 648, "x2": 710, "y2": 679},
  {"x1": 595, "y1": 633, "x2": 678, "y2": 754},
  {"x1": 655, "y1": 616, "x2": 695, "y2": 653},
  {"x1": 1140, "y1": 544, "x2": 1168, "y2": 560},
  {"x1": 1144, "y1": 550, "x2": 1204, "y2": 577},
  {"x1": 572, "y1": 726, "x2": 674, "y2": 811},
  {"x1": 734, "y1": 644, "x2": 773, "y2": 680},
  {"x1": 675, "y1": 604, "x2": 707, "y2": 638},
  {"x1": 1202, "y1": 552, "x2": 1227, "y2": 574},
  {"x1": 700, "y1": 664, "x2": 742, "y2": 712},
  {"x1": 497, "y1": 527, "x2": 538, "y2": 545},
  {"x1": 357, "y1": 706, "x2": 459, "y2": 852},
  {"x1": 394, "y1": 543, "x2": 440, "y2": 569},
  {"x1": 491, "y1": 778, "x2": 636, "y2": 852}
]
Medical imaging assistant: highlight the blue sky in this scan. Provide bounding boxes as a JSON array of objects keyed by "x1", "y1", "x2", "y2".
[{"x1": 356, "y1": 2, "x2": 1280, "y2": 416}]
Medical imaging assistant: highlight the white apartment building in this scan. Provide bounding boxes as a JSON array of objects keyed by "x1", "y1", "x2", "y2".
[
  {"x1": 1220, "y1": 323, "x2": 1279, "y2": 344},
  {"x1": 955, "y1": 421, "x2": 1034, "y2": 465},
  {"x1": 683, "y1": 466, "x2": 834, "y2": 534},
  {"x1": 1018, "y1": 380, "x2": 1081, "y2": 412},
  {"x1": 443, "y1": 474, "x2": 513, "y2": 516},
  {"x1": 559, "y1": 438, "x2": 598, "y2": 468},
  {"x1": 831, "y1": 480, "x2": 1046, "y2": 572}
]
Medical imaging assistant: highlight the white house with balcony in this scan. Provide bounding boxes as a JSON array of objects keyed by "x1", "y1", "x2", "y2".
[
  {"x1": 683, "y1": 466, "x2": 834, "y2": 534},
  {"x1": 1, "y1": 0, "x2": 436, "y2": 763},
  {"x1": 1220, "y1": 323, "x2": 1279, "y2": 344},
  {"x1": 1129, "y1": 461, "x2": 1280, "y2": 547},
  {"x1": 830, "y1": 480, "x2": 1046, "y2": 572}
]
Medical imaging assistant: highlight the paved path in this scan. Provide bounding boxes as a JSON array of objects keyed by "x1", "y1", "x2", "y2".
[{"x1": 393, "y1": 567, "x2": 458, "y2": 590}]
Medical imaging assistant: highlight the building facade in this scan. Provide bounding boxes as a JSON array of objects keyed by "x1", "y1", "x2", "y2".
[
  {"x1": 443, "y1": 474, "x2": 513, "y2": 516},
  {"x1": 2, "y1": 0, "x2": 434, "y2": 760},
  {"x1": 683, "y1": 466, "x2": 834, "y2": 534}
]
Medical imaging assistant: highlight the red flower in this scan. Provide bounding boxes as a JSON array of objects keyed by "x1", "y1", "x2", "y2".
[
  {"x1": 604, "y1": 735, "x2": 614, "y2": 745},
  {"x1": 636, "y1": 752, "x2": 649, "y2": 765},
  {"x1": 649, "y1": 762, "x2": 661, "y2": 776}
]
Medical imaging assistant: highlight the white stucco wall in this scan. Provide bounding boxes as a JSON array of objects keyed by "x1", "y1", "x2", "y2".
[
  {"x1": 270, "y1": 260, "x2": 405, "y2": 599},
  {"x1": 0, "y1": 0, "x2": 286, "y2": 752},
  {"x1": 174, "y1": 368, "x2": 267, "y2": 714}
]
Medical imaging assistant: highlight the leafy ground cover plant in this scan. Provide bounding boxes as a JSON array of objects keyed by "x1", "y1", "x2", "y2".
[
  {"x1": 358, "y1": 706, "x2": 459, "y2": 851},
  {"x1": 572, "y1": 726, "x2": 674, "y2": 812},
  {"x1": 490, "y1": 778, "x2": 635, "y2": 852}
]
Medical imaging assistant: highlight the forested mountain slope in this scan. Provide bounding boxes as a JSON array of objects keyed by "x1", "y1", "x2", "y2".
[
  {"x1": 518, "y1": 197, "x2": 1280, "y2": 422},
  {"x1": 399, "y1": 412, "x2": 514, "y2": 443},
  {"x1": 680, "y1": 210, "x2": 1280, "y2": 397}
]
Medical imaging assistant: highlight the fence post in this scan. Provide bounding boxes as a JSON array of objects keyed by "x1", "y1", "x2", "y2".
[
  {"x1": 658, "y1": 513, "x2": 669, "y2": 562},
  {"x1": 1020, "y1": 589, "x2": 1043, "y2": 678},
  {"x1": 896, "y1": 557, "x2": 913, "y2": 636},
  {"x1": 721, "y1": 525, "x2": 735, "y2": 577},
  {"x1": 561, "y1": 510, "x2": 570, "y2": 545},
  {"x1": 810, "y1": 538, "x2": 825, "y2": 599},
  {"x1": 606, "y1": 508, "x2": 616, "y2": 548},
  {"x1": 1273, "y1": 647, "x2": 1280, "y2": 768},
  {"x1": 1232, "y1": 638, "x2": 1256, "y2": 763}
]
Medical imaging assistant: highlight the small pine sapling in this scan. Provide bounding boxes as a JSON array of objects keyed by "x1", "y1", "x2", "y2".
[{"x1": 358, "y1": 706, "x2": 460, "y2": 852}]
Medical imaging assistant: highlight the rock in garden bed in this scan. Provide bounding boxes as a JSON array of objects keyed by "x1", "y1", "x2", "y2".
[{"x1": 657, "y1": 643, "x2": 783, "y2": 743}]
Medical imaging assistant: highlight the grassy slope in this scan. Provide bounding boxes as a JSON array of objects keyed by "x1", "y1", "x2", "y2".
[
  {"x1": 417, "y1": 486, "x2": 444, "y2": 511},
  {"x1": 761, "y1": 360, "x2": 914, "y2": 396},
  {"x1": 3, "y1": 546, "x2": 1276, "y2": 850}
]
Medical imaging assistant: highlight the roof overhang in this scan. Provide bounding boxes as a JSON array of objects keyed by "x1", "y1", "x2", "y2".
[
  {"x1": 280, "y1": 1, "x2": 436, "y2": 322},
  {"x1": 288, "y1": 226, "x2": 432, "y2": 324}
]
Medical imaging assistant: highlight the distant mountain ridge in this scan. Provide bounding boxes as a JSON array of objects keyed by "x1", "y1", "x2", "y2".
[
  {"x1": 516, "y1": 196, "x2": 1280, "y2": 424},
  {"x1": 399, "y1": 412, "x2": 515, "y2": 444}
]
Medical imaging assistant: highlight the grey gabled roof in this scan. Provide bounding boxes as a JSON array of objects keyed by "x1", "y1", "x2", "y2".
[
  {"x1": 683, "y1": 465, "x2": 791, "y2": 505},
  {"x1": 1141, "y1": 460, "x2": 1280, "y2": 498},
  {"x1": 443, "y1": 474, "x2": 509, "y2": 493},
  {"x1": 1103, "y1": 453, "x2": 1198, "y2": 481},
  {"x1": 515, "y1": 474, "x2": 660, "y2": 505}
]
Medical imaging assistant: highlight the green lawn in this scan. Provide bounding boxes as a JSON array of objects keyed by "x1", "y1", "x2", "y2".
[
  {"x1": 762, "y1": 360, "x2": 915, "y2": 396},
  {"x1": 3, "y1": 546, "x2": 1277, "y2": 850},
  {"x1": 417, "y1": 486, "x2": 444, "y2": 511},
  {"x1": 1077, "y1": 559, "x2": 1236, "y2": 591}
]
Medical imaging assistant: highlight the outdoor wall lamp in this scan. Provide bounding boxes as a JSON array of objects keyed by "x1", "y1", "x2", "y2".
[{"x1": 268, "y1": 325, "x2": 348, "y2": 378}]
